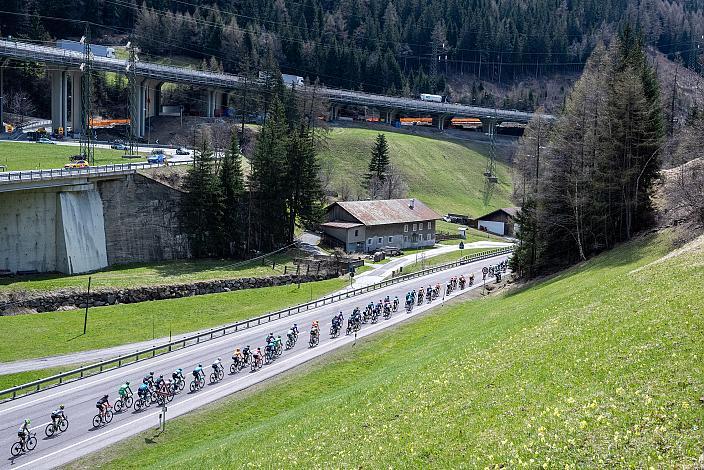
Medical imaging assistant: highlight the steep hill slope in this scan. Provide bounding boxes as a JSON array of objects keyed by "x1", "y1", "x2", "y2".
[
  {"x1": 75, "y1": 230, "x2": 704, "y2": 468},
  {"x1": 320, "y1": 127, "x2": 513, "y2": 217}
]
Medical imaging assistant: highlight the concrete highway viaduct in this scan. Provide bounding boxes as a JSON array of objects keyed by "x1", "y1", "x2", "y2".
[{"x1": 0, "y1": 38, "x2": 553, "y2": 139}]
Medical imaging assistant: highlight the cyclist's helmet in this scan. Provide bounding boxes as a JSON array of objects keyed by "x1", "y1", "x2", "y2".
[
  {"x1": 149, "y1": 371, "x2": 154, "y2": 376},
  {"x1": 159, "y1": 375, "x2": 163, "y2": 379},
  {"x1": 235, "y1": 348, "x2": 240, "y2": 352},
  {"x1": 126, "y1": 381, "x2": 130, "y2": 385},
  {"x1": 25, "y1": 418, "x2": 30, "y2": 424},
  {"x1": 217, "y1": 357, "x2": 221, "y2": 362},
  {"x1": 198, "y1": 363, "x2": 202, "y2": 368},
  {"x1": 59, "y1": 404, "x2": 65, "y2": 410},
  {"x1": 102, "y1": 394, "x2": 108, "y2": 400}
]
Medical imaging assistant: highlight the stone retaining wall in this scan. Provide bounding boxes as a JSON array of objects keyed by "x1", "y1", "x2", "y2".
[{"x1": 1, "y1": 273, "x2": 337, "y2": 315}]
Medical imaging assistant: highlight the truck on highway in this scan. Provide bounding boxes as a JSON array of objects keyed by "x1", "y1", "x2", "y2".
[
  {"x1": 57, "y1": 39, "x2": 115, "y2": 58},
  {"x1": 282, "y1": 74, "x2": 304, "y2": 87},
  {"x1": 420, "y1": 93, "x2": 444, "y2": 103}
]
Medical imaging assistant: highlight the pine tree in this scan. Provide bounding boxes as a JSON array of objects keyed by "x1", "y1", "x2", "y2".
[
  {"x1": 180, "y1": 139, "x2": 222, "y2": 258},
  {"x1": 219, "y1": 131, "x2": 246, "y2": 257},
  {"x1": 365, "y1": 133, "x2": 391, "y2": 199}
]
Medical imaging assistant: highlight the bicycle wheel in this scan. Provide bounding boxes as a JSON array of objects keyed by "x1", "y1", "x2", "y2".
[
  {"x1": 125, "y1": 396, "x2": 133, "y2": 408},
  {"x1": 209, "y1": 373, "x2": 216, "y2": 384},
  {"x1": 199, "y1": 377, "x2": 205, "y2": 388},
  {"x1": 11, "y1": 442, "x2": 22, "y2": 457},
  {"x1": 92, "y1": 415, "x2": 101, "y2": 428},
  {"x1": 178, "y1": 380, "x2": 185, "y2": 391},
  {"x1": 114, "y1": 400, "x2": 123, "y2": 413},
  {"x1": 104, "y1": 410, "x2": 113, "y2": 424},
  {"x1": 45, "y1": 423, "x2": 55, "y2": 438},
  {"x1": 218, "y1": 369, "x2": 224, "y2": 380},
  {"x1": 26, "y1": 436, "x2": 36, "y2": 451},
  {"x1": 229, "y1": 363, "x2": 236, "y2": 374},
  {"x1": 134, "y1": 399, "x2": 143, "y2": 412},
  {"x1": 59, "y1": 418, "x2": 69, "y2": 432}
]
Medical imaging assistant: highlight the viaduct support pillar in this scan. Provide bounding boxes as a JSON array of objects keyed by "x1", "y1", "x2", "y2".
[
  {"x1": 50, "y1": 70, "x2": 68, "y2": 134},
  {"x1": 206, "y1": 89, "x2": 216, "y2": 118},
  {"x1": 329, "y1": 105, "x2": 338, "y2": 121},
  {"x1": 69, "y1": 71, "x2": 83, "y2": 137}
]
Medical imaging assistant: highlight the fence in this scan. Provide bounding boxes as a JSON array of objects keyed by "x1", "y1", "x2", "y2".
[{"x1": 0, "y1": 246, "x2": 512, "y2": 402}]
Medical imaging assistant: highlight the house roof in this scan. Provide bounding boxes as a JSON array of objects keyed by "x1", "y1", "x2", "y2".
[
  {"x1": 320, "y1": 221, "x2": 364, "y2": 229},
  {"x1": 477, "y1": 207, "x2": 521, "y2": 220},
  {"x1": 330, "y1": 199, "x2": 441, "y2": 226}
]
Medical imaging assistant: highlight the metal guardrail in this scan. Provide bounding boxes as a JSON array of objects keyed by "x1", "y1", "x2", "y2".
[
  {"x1": 0, "y1": 160, "x2": 191, "y2": 183},
  {"x1": 0, "y1": 38, "x2": 550, "y2": 123},
  {"x1": 0, "y1": 246, "x2": 512, "y2": 402}
]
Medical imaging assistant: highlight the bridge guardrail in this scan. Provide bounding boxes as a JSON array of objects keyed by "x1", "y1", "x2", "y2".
[
  {"x1": 0, "y1": 246, "x2": 512, "y2": 402},
  {"x1": 0, "y1": 160, "x2": 192, "y2": 183}
]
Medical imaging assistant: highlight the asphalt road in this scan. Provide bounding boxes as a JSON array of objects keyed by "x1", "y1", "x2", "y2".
[{"x1": 0, "y1": 254, "x2": 508, "y2": 469}]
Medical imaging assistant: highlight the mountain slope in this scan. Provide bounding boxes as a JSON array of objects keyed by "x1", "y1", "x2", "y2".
[{"x1": 73, "y1": 229, "x2": 704, "y2": 468}]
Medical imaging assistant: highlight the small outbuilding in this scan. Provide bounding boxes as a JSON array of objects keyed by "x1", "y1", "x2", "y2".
[
  {"x1": 321, "y1": 198, "x2": 441, "y2": 253},
  {"x1": 476, "y1": 207, "x2": 520, "y2": 237}
]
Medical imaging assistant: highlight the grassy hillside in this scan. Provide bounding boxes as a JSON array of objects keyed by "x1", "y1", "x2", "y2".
[
  {"x1": 74, "y1": 231, "x2": 704, "y2": 468},
  {"x1": 321, "y1": 127, "x2": 513, "y2": 217},
  {"x1": 0, "y1": 141, "x2": 145, "y2": 171}
]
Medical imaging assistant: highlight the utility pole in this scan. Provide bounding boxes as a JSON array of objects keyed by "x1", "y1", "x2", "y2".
[
  {"x1": 126, "y1": 39, "x2": 140, "y2": 156},
  {"x1": 0, "y1": 59, "x2": 5, "y2": 134},
  {"x1": 79, "y1": 24, "x2": 95, "y2": 165},
  {"x1": 482, "y1": 108, "x2": 499, "y2": 206}
]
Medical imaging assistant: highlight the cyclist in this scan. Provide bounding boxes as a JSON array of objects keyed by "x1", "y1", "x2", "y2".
[
  {"x1": 252, "y1": 347, "x2": 263, "y2": 367},
  {"x1": 172, "y1": 368, "x2": 184, "y2": 383},
  {"x1": 265, "y1": 332, "x2": 275, "y2": 344},
  {"x1": 265, "y1": 338, "x2": 276, "y2": 360},
  {"x1": 212, "y1": 357, "x2": 223, "y2": 375},
  {"x1": 393, "y1": 296, "x2": 399, "y2": 311},
  {"x1": 287, "y1": 327, "x2": 296, "y2": 343},
  {"x1": 50, "y1": 405, "x2": 65, "y2": 427},
  {"x1": 118, "y1": 381, "x2": 132, "y2": 400},
  {"x1": 96, "y1": 394, "x2": 110, "y2": 419},
  {"x1": 292, "y1": 323, "x2": 299, "y2": 336},
  {"x1": 143, "y1": 371, "x2": 155, "y2": 390},
  {"x1": 154, "y1": 374, "x2": 165, "y2": 390},
  {"x1": 242, "y1": 345, "x2": 252, "y2": 363},
  {"x1": 232, "y1": 347, "x2": 243, "y2": 364},
  {"x1": 137, "y1": 382, "x2": 150, "y2": 401},
  {"x1": 17, "y1": 419, "x2": 30, "y2": 446},
  {"x1": 275, "y1": 335, "x2": 283, "y2": 352},
  {"x1": 193, "y1": 364, "x2": 204, "y2": 381}
]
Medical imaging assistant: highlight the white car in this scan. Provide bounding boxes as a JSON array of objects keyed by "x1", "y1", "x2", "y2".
[{"x1": 37, "y1": 137, "x2": 55, "y2": 144}]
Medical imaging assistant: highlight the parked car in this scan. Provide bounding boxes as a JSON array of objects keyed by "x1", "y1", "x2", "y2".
[
  {"x1": 64, "y1": 160, "x2": 89, "y2": 169},
  {"x1": 175, "y1": 147, "x2": 190, "y2": 155},
  {"x1": 37, "y1": 137, "x2": 55, "y2": 144},
  {"x1": 147, "y1": 153, "x2": 165, "y2": 164},
  {"x1": 111, "y1": 142, "x2": 128, "y2": 150}
]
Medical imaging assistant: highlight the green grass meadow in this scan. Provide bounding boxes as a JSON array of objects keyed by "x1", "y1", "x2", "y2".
[
  {"x1": 70, "y1": 231, "x2": 704, "y2": 468},
  {"x1": 320, "y1": 127, "x2": 513, "y2": 217},
  {"x1": 0, "y1": 251, "x2": 302, "y2": 293},
  {"x1": 0, "y1": 141, "x2": 145, "y2": 171},
  {"x1": 0, "y1": 278, "x2": 346, "y2": 364}
]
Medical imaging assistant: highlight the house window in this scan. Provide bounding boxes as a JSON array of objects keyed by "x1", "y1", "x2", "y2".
[
  {"x1": 427, "y1": 221, "x2": 432, "y2": 230},
  {"x1": 426, "y1": 233, "x2": 432, "y2": 241},
  {"x1": 354, "y1": 229, "x2": 359, "y2": 237},
  {"x1": 367, "y1": 238, "x2": 372, "y2": 245},
  {"x1": 404, "y1": 224, "x2": 408, "y2": 232},
  {"x1": 419, "y1": 223, "x2": 423, "y2": 231},
  {"x1": 378, "y1": 237, "x2": 383, "y2": 244},
  {"x1": 412, "y1": 223, "x2": 417, "y2": 231},
  {"x1": 404, "y1": 235, "x2": 408, "y2": 242},
  {"x1": 388, "y1": 236, "x2": 393, "y2": 243}
]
